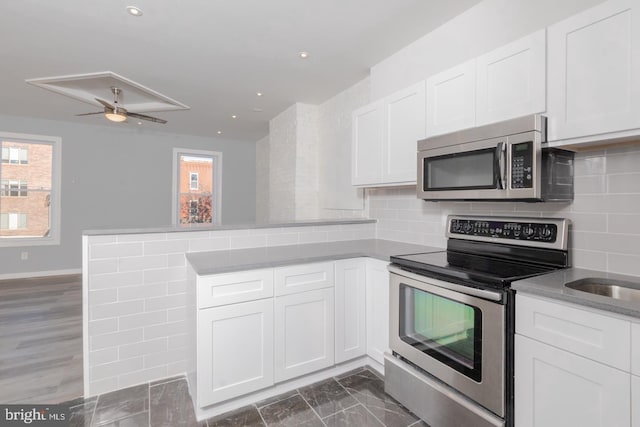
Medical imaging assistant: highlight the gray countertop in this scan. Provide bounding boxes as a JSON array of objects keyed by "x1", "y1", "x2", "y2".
[
  {"x1": 84, "y1": 218, "x2": 376, "y2": 236},
  {"x1": 186, "y1": 239, "x2": 443, "y2": 275},
  {"x1": 512, "y1": 268, "x2": 640, "y2": 319}
]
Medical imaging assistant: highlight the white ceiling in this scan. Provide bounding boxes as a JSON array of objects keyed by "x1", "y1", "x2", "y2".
[{"x1": 2, "y1": 0, "x2": 481, "y2": 141}]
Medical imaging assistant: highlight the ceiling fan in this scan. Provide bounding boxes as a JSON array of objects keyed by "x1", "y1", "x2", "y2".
[{"x1": 76, "y1": 87, "x2": 167, "y2": 124}]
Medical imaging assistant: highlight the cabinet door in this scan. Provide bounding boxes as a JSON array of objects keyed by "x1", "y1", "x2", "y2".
[
  {"x1": 515, "y1": 335, "x2": 630, "y2": 427},
  {"x1": 426, "y1": 59, "x2": 476, "y2": 137},
  {"x1": 383, "y1": 81, "x2": 425, "y2": 184},
  {"x1": 633, "y1": 376, "x2": 640, "y2": 427},
  {"x1": 274, "y1": 288, "x2": 334, "y2": 382},
  {"x1": 365, "y1": 259, "x2": 389, "y2": 365},
  {"x1": 476, "y1": 29, "x2": 546, "y2": 126},
  {"x1": 334, "y1": 259, "x2": 367, "y2": 363},
  {"x1": 547, "y1": 0, "x2": 640, "y2": 142},
  {"x1": 352, "y1": 101, "x2": 384, "y2": 186},
  {"x1": 197, "y1": 299, "x2": 274, "y2": 407}
]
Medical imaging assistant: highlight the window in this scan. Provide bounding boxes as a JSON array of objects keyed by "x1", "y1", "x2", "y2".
[
  {"x1": 1, "y1": 180, "x2": 28, "y2": 197},
  {"x1": 1, "y1": 147, "x2": 28, "y2": 164},
  {"x1": 190, "y1": 172, "x2": 199, "y2": 190},
  {"x1": 0, "y1": 213, "x2": 27, "y2": 230},
  {"x1": 0, "y1": 133, "x2": 61, "y2": 246},
  {"x1": 172, "y1": 148, "x2": 222, "y2": 226}
]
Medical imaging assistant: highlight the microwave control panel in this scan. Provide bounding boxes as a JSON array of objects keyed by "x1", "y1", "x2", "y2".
[
  {"x1": 511, "y1": 141, "x2": 533, "y2": 189},
  {"x1": 449, "y1": 218, "x2": 557, "y2": 242}
]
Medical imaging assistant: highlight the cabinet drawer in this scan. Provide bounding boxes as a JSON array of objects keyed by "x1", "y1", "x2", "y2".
[
  {"x1": 274, "y1": 262, "x2": 334, "y2": 296},
  {"x1": 633, "y1": 323, "x2": 640, "y2": 376},
  {"x1": 516, "y1": 294, "x2": 630, "y2": 370},
  {"x1": 197, "y1": 269, "x2": 274, "y2": 308}
]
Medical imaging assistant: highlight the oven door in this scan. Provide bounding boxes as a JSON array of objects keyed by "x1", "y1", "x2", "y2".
[{"x1": 389, "y1": 267, "x2": 505, "y2": 417}]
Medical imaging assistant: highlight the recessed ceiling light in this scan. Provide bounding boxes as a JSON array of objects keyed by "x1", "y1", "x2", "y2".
[
  {"x1": 231, "y1": 115, "x2": 237, "y2": 119},
  {"x1": 137, "y1": 121, "x2": 142, "y2": 125},
  {"x1": 252, "y1": 108, "x2": 263, "y2": 113},
  {"x1": 217, "y1": 130, "x2": 222, "y2": 135},
  {"x1": 256, "y1": 92, "x2": 263, "y2": 97},
  {"x1": 126, "y1": 6, "x2": 143, "y2": 16},
  {"x1": 298, "y1": 51, "x2": 309, "y2": 59}
]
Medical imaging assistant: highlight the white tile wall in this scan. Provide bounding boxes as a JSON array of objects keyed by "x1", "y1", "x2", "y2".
[
  {"x1": 368, "y1": 145, "x2": 640, "y2": 276},
  {"x1": 84, "y1": 222, "x2": 375, "y2": 396}
]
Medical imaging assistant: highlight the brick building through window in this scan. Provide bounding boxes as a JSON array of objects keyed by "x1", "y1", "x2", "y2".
[{"x1": 0, "y1": 140, "x2": 53, "y2": 238}]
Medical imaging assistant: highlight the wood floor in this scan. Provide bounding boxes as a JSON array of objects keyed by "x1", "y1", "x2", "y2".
[{"x1": 0, "y1": 274, "x2": 83, "y2": 404}]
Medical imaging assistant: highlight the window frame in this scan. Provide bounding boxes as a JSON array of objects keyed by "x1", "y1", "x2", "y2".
[
  {"x1": 0, "y1": 132, "x2": 61, "y2": 247},
  {"x1": 171, "y1": 148, "x2": 222, "y2": 226}
]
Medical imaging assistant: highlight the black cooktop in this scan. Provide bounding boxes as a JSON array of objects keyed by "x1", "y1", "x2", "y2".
[{"x1": 390, "y1": 250, "x2": 561, "y2": 289}]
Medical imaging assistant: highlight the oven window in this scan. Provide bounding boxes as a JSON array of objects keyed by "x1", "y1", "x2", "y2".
[
  {"x1": 424, "y1": 148, "x2": 497, "y2": 191},
  {"x1": 399, "y1": 284, "x2": 482, "y2": 381}
]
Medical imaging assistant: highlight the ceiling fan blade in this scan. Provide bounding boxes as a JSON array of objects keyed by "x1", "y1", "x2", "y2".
[
  {"x1": 76, "y1": 112, "x2": 104, "y2": 116},
  {"x1": 127, "y1": 112, "x2": 167, "y2": 124},
  {"x1": 95, "y1": 98, "x2": 114, "y2": 110}
]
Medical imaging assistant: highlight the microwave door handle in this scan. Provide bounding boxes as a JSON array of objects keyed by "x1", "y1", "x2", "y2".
[{"x1": 495, "y1": 142, "x2": 506, "y2": 189}]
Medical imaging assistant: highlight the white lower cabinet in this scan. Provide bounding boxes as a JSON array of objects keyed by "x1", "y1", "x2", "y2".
[
  {"x1": 334, "y1": 258, "x2": 367, "y2": 363},
  {"x1": 515, "y1": 334, "x2": 630, "y2": 427},
  {"x1": 274, "y1": 287, "x2": 335, "y2": 382},
  {"x1": 366, "y1": 258, "x2": 390, "y2": 365},
  {"x1": 197, "y1": 299, "x2": 274, "y2": 407}
]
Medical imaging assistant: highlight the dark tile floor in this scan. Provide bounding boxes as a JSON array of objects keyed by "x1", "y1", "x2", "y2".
[{"x1": 65, "y1": 367, "x2": 427, "y2": 427}]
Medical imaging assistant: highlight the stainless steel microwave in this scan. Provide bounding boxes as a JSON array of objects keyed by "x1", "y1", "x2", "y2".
[{"x1": 417, "y1": 115, "x2": 574, "y2": 201}]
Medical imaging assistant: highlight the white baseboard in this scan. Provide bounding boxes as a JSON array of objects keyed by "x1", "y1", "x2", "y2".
[{"x1": 0, "y1": 268, "x2": 81, "y2": 281}]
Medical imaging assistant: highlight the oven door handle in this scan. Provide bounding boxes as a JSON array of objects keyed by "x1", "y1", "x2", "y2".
[
  {"x1": 495, "y1": 141, "x2": 506, "y2": 190},
  {"x1": 387, "y1": 265, "x2": 503, "y2": 302}
]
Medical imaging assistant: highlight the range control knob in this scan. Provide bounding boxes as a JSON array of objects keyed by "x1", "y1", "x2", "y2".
[
  {"x1": 522, "y1": 225, "x2": 535, "y2": 238},
  {"x1": 540, "y1": 227, "x2": 553, "y2": 239},
  {"x1": 463, "y1": 222, "x2": 472, "y2": 233}
]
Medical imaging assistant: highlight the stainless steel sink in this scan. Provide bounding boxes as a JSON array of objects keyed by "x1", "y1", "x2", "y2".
[{"x1": 565, "y1": 278, "x2": 640, "y2": 303}]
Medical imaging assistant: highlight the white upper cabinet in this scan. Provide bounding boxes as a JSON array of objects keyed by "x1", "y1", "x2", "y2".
[
  {"x1": 547, "y1": 0, "x2": 640, "y2": 145},
  {"x1": 426, "y1": 60, "x2": 476, "y2": 137},
  {"x1": 351, "y1": 82, "x2": 425, "y2": 187},
  {"x1": 425, "y1": 30, "x2": 546, "y2": 138},
  {"x1": 383, "y1": 82, "x2": 426, "y2": 184},
  {"x1": 352, "y1": 101, "x2": 384, "y2": 186},
  {"x1": 476, "y1": 29, "x2": 546, "y2": 126}
]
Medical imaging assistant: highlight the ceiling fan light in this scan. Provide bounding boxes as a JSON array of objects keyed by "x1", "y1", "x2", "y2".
[{"x1": 105, "y1": 111, "x2": 127, "y2": 122}]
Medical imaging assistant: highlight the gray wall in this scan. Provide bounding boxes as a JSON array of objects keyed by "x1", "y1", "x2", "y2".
[{"x1": 0, "y1": 114, "x2": 256, "y2": 275}]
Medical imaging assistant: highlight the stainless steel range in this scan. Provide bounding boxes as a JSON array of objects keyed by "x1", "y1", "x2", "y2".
[{"x1": 385, "y1": 215, "x2": 570, "y2": 427}]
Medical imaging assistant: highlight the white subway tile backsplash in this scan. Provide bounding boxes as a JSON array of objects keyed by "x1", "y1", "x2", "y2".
[
  {"x1": 608, "y1": 214, "x2": 640, "y2": 234},
  {"x1": 90, "y1": 272, "x2": 143, "y2": 290},
  {"x1": 144, "y1": 294, "x2": 188, "y2": 312},
  {"x1": 118, "y1": 255, "x2": 167, "y2": 272},
  {"x1": 167, "y1": 334, "x2": 189, "y2": 349},
  {"x1": 89, "y1": 289, "x2": 118, "y2": 306},
  {"x1": 571, "y1": 249, "x2": 607, "y2": 271},
  {"x1": 90, "y1": 329, "x2": 143, "y2": 351},
  {"x1": 89, "y1": 348, "x2": 119, "y2": 367},
  {"x1": 229, "y1": 234, "x2": 267, "y2": 249},
  {"x1": 605, "y1": 152, "x2": 640, "y2": 174},
  {"x1": 575, "y1": 175, "x2": 607, "y2": 194},
  {"x1": 118, "y1": 366, "x2": 167, "y2": 390},
  {"x1": 167, "y1": 280, "x2": 187, "y2": 295},
  {"x1": 167, "y1": 308, "x2": 187, "y2": 322},
  {"x1": 117, "y1": 233, "x2": 167, "y2": 243},
  {"x1": 298, "y1": 231, "x2": 328, "y2": 244},
  {"x1": 91, "y1": 357, "x2": 144, "y2": 381},
  {"x1": 118, "y1": 283, "x2": 167, "y2": 301},
  {"x1": 89, "y1": 318, "x2": 119, "y2": 336},
  {"x1": 607, "y1": 253, "x2": 640, "y2": 276},
  {"x1": 144, "y1": 240, "x2": 189, "y2": 255},
  {"x1": 119, "y1": 338, "x2": 167, "y2": 359},
  {"x1": 89, "y1": 378, "x2": 119, "y2": 396},
  {"x1": 144, "y1": 348, "x2": 188, "y2": 369},
  {"x1": 143, "y1": 267, "x2": 187, "y2": 284},
  {"x1": 90, "y1": 300, "x2": 145, "y2": 321},
  {"x1": 119, "y1": 311, "x2": 167, "y2": 331},
  {"x1": 144, "y1": 321, "x2": 187, "y2": 341},
  {"x1": 188, "y1": 237, "x2": 230, "y2": 252},
  {"x1": 574, "y1": 155, "x2": 606, "y2": 175},
  {"x1": 167, "y1": 254, "x2": 187, "y2": 267},
  {"x1": 91, "y1": 243, "x2": 143, "y2": 259},
  {"x1": 267, "y1": 233, "x2": 299, "y2": 246},
  {"x1": 89, "y1": 259, "x2": 119, "y2": 275},
  {"x1": 167, "y1": 231, "x2": 211, "y2": 240},
  {"x1": 167, "y1": 360, "x2": 189, "y2": 376},
  {"x1": 607, "y1": 173, "x2": 640, "y2": 193}
]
